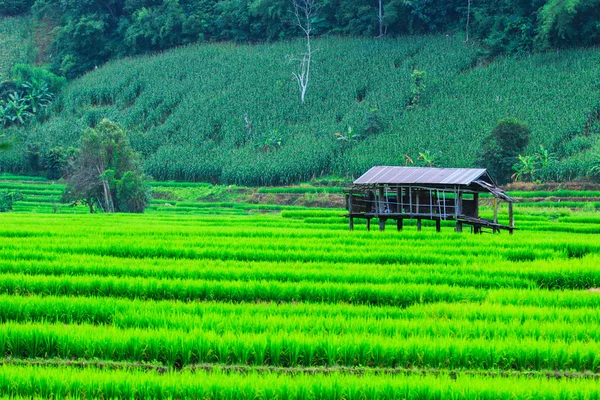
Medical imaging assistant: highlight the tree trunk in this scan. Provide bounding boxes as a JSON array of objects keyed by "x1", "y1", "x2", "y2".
[
  {"x1": 465, "y1": 0, "x2": 471, "y2": 43},
  {"x1": 378, "y1": 0, "x2": 383, "y2": 37},
  {"x1": 102, "y1": 177, "x2": 114, "y2": 213}
]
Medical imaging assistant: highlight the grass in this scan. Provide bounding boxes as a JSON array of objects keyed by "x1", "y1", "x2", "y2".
[
  {"x1": 1, "y1": 178, "x2": 600, "y2": 396},
  {"x1": 2, "y1": 35, "x2": 600, "y2": 184}
]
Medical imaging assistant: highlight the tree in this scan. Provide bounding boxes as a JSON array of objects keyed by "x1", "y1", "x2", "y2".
[
  {"x1": 465, "y1": 0, "x2": 471, "y2": 43},
  {"x1": 290, "y1": 0, "x2": 320, "y2": 104},
  {"x1": 378, "y1": 0, "x2": 384, "y2": 37},
  {"x1": 478, "y1": 118, "x2": 531, "y2": 184},
  {"x1": 63, "y1": 119, "x2": 151, "y2": 213},
  {"x1": 407, "y1": 69, "x2": 426, "y2": 109}
]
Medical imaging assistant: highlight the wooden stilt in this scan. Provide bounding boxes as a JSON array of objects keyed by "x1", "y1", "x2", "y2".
[
  {"x1": 366, "y1": 218, "x2": 371, "y2": 231},
  {"x1": 493, "y1": 198, "x2": 498, "y2": 224},
  {"x1": 509, "y1": 201, "x2": 514, "y2": 235},
  {"x1": 347, "y1": 193, "x2": 353, "y2": 231},
  {"x1": 397, "y1": 218, "x2": 403, "y2": 231},
  {"x1": 456, "y1": 221, "x2": 463, "y2": 233},
  {"x1": 417, "y1": 219, "x2": 422, "y2": 231},
  {"x1": 436, "y1": 219, "x2": 441, "y2": 232},
  {"x1": 379, "y1": 218, "x2": 386, "y2": 231}
]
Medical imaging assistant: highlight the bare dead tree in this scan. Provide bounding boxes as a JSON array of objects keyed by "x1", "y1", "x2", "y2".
[
  {"x1": 465, "y1": 0, "x2": 471, "y2": 43},
  {"x1": 291, "y1": 0, "x2": 320, "y2": 104},
  {"x1": 243, "y1": 112, "x2": 253, "y2": 137}
]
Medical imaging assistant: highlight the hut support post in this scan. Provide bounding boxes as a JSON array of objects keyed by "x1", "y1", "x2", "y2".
[
  {"x1": 366, "y1": 218, "x2": 371, "y2": 231},
  {"x1": 474, "y1": 193, "x2": 479, "y2": 217},
  {"x1": 456, "y1": 221, "x2": 463, "y2": 233},
  {"x1": 397, "y1": 218, "x2": 403, "y2": 231},
  {"x1": 379, "y1": 218, "x2": 386, "y2": 231},
  {"x1": 429, "y1": 189, "x2": 433, "y2": 218},
  {"x1": 409, "y1": 187, "x2": 413, "y2": 215},
  {"x1": 397, "y1": 187, "x2": 402, "y2": 214},
  {"x1": 347, "y1": 193, "x2": 354, "y2": 231},
  {"x1": 436, "y1": 219, "x2": 441, "y2": 232},
  {"x1": 509, "y1": 201, "x2": 514, "y2": 235},
  {"x1": 493, "y1": 198, "x2": 498, "y2": 224},
  {"x1": 416, "y1": 190, "x2": 420, "y2": 215},
  {"x1": 417, "y1": 219, "x2": 422, "y2": 231},
  {"x1": 443, "y1": 191, "x2": 447, "y2": 219},
  {"x1": 378, "y1": 186, "x2": 385, "y2": 214},
  {"x1": 453, "y1": 187, "x2": 458, "y2": 218}
]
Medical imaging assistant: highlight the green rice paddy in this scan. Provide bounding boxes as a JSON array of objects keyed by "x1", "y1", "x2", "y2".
[{"x1": 1, "y1": 175, "x2": 600, "y2": 398}]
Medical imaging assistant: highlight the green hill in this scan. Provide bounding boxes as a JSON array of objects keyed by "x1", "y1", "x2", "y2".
[
  {"x1": 2, "y1": 35, "x2": 600, "y2": 185},
  {"x1": 0, "y1": 17, "x2": 34, "y2": 81}
]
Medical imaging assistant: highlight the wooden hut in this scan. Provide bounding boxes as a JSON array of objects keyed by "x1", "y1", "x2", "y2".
[{"x1": 344, "y1": 166, "x2": 516, "y2": 234}]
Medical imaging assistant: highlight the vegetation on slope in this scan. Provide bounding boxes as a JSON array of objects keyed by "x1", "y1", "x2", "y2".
[
  {"x1": 0, "y1": 17, "x2": 35, "y2": 81},
  {"x1": 3, "y1": 0, "x2": 600, "y2": 79},
  {"x1": 1, "y1": 35, "x2": 599, "y2": 185}
]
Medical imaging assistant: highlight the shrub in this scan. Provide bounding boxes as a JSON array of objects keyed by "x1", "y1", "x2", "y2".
[
  {"x1": 479, "y1": 118, "x2": 531, "y2": 184},
  {"x1": 63, "y1": 119, "x2": 151, "y2": 213},
  {"x1": 0, "y1": 190, "x2": 22, "y2": 212},
  {"x1": 0, "y1": 0, "x2": 34, "y2": 16}
]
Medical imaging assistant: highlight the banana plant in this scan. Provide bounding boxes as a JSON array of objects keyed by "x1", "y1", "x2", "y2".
[
  {"x1": 511, "y1": 154, "x2": 537, "y2": 182},
  {"x1": 335, "y1": 126, "x2": 361, "y2": 142},
  {"x1": 417, "y1": 150, "x2": 435, "y2": 167},
  {"x1": 588, "y1": 154, "x2": 600, "y2": 179},
  {"x1": 22, "y1": 80, "x2": 54, "y2": 113},
  {"x1": 4, "y1": 92, "x2": 32, "y2": 125}
]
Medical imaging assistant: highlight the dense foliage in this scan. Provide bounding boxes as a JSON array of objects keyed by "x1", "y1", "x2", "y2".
[
  {"x1": 478, "y1": 118, "x2": 531, "y2": 184},
  {"x1": 1, "y1": 0, "x2": 599, "y2": 77},
  {"x1": 62, "y1": 119, "x2": 150, "y2": 213},
  {"x1": 0, "y1": 17, "x2": 35, "y2": 81},
  {"x1": 1, "y1": 36, "x2": 598, "y2": 185}
]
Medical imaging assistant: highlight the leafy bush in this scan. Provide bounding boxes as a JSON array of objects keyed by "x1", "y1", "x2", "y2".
[
  {"x1": 0, "y1": 81, "x2": 54, "y2": 127},
  {"x1": 62, "y1": 119, "x2": 150, "y2": 213},
  {"x1": 479, "y1": 118, "x2": 531, "y2": 184},
  {"x1": 115, "y1": 170, "x2": 151, "y2": 213},
  {"x1": 0, "y1": 0, "x2": 34, "y2": 16},
  {"x1": 11, "y1": 64, "x2": 67, "y2": 94},
  {"x1": 0, "y1": 189, "x2": 22, "y2": 212}
]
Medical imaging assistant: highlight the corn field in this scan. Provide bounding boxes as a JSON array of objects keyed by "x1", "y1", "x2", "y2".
[
  {"x1": 2, "y1": 35, "x2": 600, "y2": 184},
  {"x1": 0, "y1": 17, "x2": 34, "y2": 81}
]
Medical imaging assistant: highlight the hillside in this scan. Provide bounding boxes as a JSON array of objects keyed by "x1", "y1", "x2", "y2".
[
  {"x1": 2, "y1": 35, "x2": 600, "y2": 185},
  {"x1": 0, "y1": 17, "x2": 34, "y2": 81}
]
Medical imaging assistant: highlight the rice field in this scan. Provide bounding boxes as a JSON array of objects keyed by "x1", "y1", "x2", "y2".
[{"x1": 2, "y1": 176, "x2": 600, "y2": 398}]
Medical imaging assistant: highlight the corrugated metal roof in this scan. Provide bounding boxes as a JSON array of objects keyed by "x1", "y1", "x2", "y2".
[{"x1": 354, "y1": 166, "x2": 490, "y2": 186}]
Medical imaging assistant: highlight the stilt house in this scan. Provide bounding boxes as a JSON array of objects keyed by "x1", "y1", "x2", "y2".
[{"x1": 345, "y1": 166, "x2": 516, "y2": 234}]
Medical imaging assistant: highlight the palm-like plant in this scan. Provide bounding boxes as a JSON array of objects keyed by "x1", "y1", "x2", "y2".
[
  {"x1": 22, "y1": 80, "x2": 54, "y2": 113},
  {"x1": 535, "y1": 145, "x2": 556, "y2": 168},
  {"x1": 4, "y1": 92, "x2": 32, "y2": 125},
  {"x1": 335, "y1": 126, "x2": 361, "y2": 142},
  {"x1": 417, "y1": 151, "x2": 436, "y2": 167},
  {"x1": 588, "y1": 154, "x2": 600, "y2": 179},
  {"x1": 512, "y1": 155, "x2": 537, "y2": 182},
  {"x1": 261, "y1": 129, "x2": 283, "y2": 152}
]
